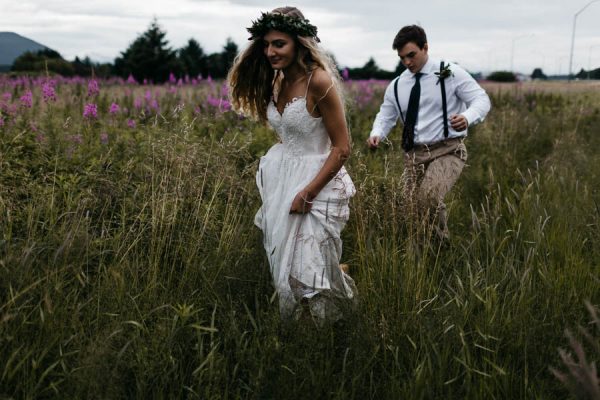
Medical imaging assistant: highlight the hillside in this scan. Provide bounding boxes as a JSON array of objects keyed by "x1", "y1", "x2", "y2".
[{"x1": 0, "y1": 32, "x2": 49, "y2": 69}]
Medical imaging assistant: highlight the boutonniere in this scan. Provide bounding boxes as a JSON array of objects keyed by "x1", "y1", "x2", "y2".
[{"x1": 435, "y1": 63, "x2": 453, "y2": 85}]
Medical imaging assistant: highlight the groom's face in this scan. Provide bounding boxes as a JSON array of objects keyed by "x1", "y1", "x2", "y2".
[{"x1": 397, "y1": 42, "x2": 429, "y2": 73}]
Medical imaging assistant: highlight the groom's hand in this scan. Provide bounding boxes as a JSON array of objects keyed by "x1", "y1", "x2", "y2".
[
  {"x1": 450, "y1": 114, "x2": 468, "y2": 132},
  {"x1": 366, "y1": 136, "x2": 381, "y2": 149}
]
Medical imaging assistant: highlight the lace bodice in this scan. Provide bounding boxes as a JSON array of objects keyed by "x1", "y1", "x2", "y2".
[{"x1": 267, "y1": 97, "x2": 331, "y2": 157}]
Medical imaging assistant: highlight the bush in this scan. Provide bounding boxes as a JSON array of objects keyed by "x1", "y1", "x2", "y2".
[{"x1": 487, "y1": 70, "x2": 517, "y2": 82}]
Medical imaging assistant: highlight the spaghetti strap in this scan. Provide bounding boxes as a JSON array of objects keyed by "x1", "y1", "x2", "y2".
[
  {"x1": 304, "y1": 71, "x2": 314, "y2": 98},
  {"x1": 311, "y1": 81, "x2": 335, "y2": 114}
]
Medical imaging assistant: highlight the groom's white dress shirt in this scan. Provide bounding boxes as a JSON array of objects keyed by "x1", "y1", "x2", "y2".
[{"x1": 369, "y1": 57, "x2": 491, "y2": 146}]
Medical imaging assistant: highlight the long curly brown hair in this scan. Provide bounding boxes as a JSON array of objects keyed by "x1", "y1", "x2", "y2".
[{"x1": 227, "y1": 6, "x2": 343, "y2": 122}]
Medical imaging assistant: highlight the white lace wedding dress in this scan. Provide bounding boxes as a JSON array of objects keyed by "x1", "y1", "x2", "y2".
[{"x1": 254, "y1": 84, "x2": 357, "y2": 321}]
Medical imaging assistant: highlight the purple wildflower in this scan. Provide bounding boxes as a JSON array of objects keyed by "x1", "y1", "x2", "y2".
[
  {"x1": 109, "y1": 102, "x2": 120, "y2": 114},
  {"x1": 133, "y1": 97, "x2": 142, "y2": 109},
  {"x1": 127, "y1": 119, "x2": 136, "y2": 129},
  {"x1": 342, "y1": 68, "x2": 350, "y2": 81},
  {"x1": 20, "y1": 90, "x2": 33, "y2": 108},
  {"x1": 126, "y1": 74, "x2": 137, "y2": 84},
  {"x1": 2, "y1": 92, "x2": 12, "y2": 102},
  {"x1": 169, "y1": 72, "x2": 176, "y2": 84},
  {"x1": 83, "y1": 103, "x2": 98, "y2": 119},
  {"x1": 206, "y1": 95, "x2": 231, "y2": 112},
  {"x1": 87, "y1": 79, "x2": 100, "y2": 97},
  {"x1": 42, "y1": 81, "x2": 57, "y2": 102}
]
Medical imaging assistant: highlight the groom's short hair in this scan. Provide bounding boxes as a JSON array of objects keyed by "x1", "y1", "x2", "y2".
[{"x1": 392, "y1": 25, "x2": 427, "y2": 50}]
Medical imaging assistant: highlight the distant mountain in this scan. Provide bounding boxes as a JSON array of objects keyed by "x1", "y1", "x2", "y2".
[{"x1": 0, "y1": 32, "x2": 50, "y2": 69}]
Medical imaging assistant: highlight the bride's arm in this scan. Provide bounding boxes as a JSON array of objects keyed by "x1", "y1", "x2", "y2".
[{"x1": 289, "y1": 69, "x2": 350, "y2": 214}]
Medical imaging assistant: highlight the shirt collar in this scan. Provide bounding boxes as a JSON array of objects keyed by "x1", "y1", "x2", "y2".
[{"x1": 412, "y1": 56, "x2": 436, "y2": 76}]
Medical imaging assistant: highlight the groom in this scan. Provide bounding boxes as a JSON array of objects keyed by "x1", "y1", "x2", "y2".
[{"x1": 366, "y1": 25, "x2": 491, "y2": 239}]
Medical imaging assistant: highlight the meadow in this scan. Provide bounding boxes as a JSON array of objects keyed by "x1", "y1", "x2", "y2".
[{"x1": 0, "y1": 75, "x2": 599, "y2": 399}]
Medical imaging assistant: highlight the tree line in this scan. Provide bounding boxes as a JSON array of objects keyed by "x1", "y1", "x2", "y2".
[
  {"x1": 10, "y1": 20, "x2": 238, "y2": 82},
  {"x1": 11, "y1": 19, "x2": 599, "y2": 82},
  {"x1": 10, "y1": 19, "x2": 410, "y2": 82}
]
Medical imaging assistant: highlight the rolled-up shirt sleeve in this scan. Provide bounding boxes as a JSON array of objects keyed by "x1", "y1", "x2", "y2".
[
  {"x1": 369, "y1": 80, "x2": 401, "y2": 139},
  {"x1": 453, "y1": 65, "x2": 491, "y2": 126}
]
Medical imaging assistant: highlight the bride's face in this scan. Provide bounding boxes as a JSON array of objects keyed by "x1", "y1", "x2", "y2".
[{"x1": 263, "y1": 30, "x2": 297, "y2": 70}]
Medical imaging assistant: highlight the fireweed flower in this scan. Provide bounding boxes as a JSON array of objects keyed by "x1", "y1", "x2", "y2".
[
  {"x1": 133, "y1": 97, "x2": 142, "y2": 109},
  {"x1": 206, "y1": 95, "x2": 231, "y2": 112},
  {"x1": 2, "y1": 92, "x2": 12, "y2": 102},
  {"x1": 83, "y1": 103, "x2": 98, "y2": 119},
  {"x1": 87, "y1": 79, "x2": 100, "y2": 97},
  {"x1": 109, "y1": 102, "x2": 120, "y2": 114},
  {"x1": 342, "y1": 68, "x2": 350, "y2": 81},
  {"x1": 126, "y1": 74, "x2": 137, "y2": 84},
  {"x1": 42, "y1": 81, "x2": 57, "y2": 102},
  {"x1": 169, "y1": 72, "x2": 176, "y2": 84},
  {"x1": 20, "y1": 90, "x2": 33, "y2": 108},
  {"x1": 127, "y1": 119, "x2": 136, "y2": 128}
]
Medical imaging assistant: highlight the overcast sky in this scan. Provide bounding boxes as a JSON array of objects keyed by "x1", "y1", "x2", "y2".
[{"x1": 1, "y1": 0, "x2": 599, "y2": 75}]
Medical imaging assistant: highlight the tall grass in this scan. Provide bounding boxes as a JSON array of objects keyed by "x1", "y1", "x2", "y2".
[{"x1": 0, "y1": 80, "x2": 599, "y2": 399}]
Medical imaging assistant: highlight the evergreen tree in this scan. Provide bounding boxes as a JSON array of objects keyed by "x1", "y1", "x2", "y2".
[
  {"x1": 114, "y1": 18, "x2": 179, "y2": 83},
  {"x1": 221, "y1": 38, "x2": 239, "y2": 77},
  {"x1": 178, "y1": 38, "x2": 206, "y2": 78},
  {"x1": 205, "y1": 38, "x2": 239, "y2": 79}
]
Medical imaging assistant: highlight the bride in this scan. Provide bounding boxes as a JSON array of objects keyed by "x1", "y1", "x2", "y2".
[{"x1": 228, "y1": 6, "x2": 357, "y2": 322}]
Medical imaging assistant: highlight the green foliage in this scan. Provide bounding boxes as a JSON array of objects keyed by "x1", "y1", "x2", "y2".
[
  {"x1": 205, "y1": 38, "x2": 239, "y2": 79},
  {"x1": 72, "y1": 56, "x2": 113, "y2": 78},
  {"x1": 487, "y1": 71, "x2": 518, "y2": 82},
  {"x1": 0, "y1": 81, "x2": 599, "y2": 399},
  {"x1": 178, "y1": 39, "x2": 207, "y2": 78},
  {"x1": 113, "y1": 19, "x2": 179, "y2": 83},
  {"x1": 531, "y1": 68, "x2": 547, "y2": 80},
  {"x1": 11, "y1": 49, "x2": 75, "y2": 76},
  {"x1": 346, "y1": 57, "x2": 397, "y2": 80},
  {"x1": 576, "y1": 67, "x2": 600, "y2": 80}
]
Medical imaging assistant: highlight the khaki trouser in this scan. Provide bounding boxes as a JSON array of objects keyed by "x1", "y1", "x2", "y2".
[{"x1": 402, "y1": 137, "x2": 467, "y2": 238}]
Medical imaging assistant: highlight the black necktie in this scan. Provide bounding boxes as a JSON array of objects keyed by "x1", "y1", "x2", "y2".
[{"x1": 402, "y1": 72, "x2": 422, "y2": 152}]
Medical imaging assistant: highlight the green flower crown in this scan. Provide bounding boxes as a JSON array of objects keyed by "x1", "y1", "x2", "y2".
[{"x1": 247, "y1": 12, "x2": 319, "y2": 41}]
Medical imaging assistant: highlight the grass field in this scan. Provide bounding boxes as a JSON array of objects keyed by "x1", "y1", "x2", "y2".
[{"x1": 0, "y1": 77, "x2": 599, "y2": 399}]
